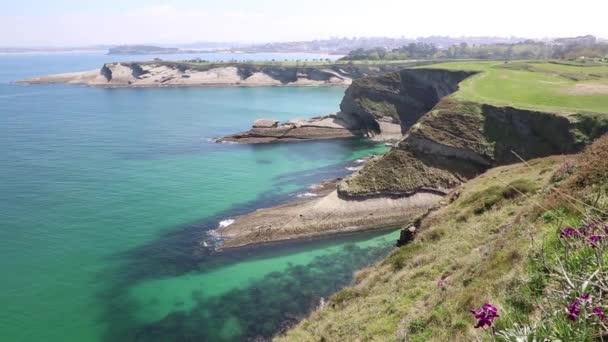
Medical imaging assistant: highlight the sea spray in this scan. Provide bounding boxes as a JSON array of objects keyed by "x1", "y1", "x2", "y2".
[
  {"x1": 218, "y1": 219, "x2": 235, "y2": 228},
  {"x1": 296, "y1": 192, "x2": 318, "y2": 198}
]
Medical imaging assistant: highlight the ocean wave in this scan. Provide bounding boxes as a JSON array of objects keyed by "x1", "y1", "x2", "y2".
[
  {"x1": 354, "y1": 159, "x2": 366, "y2": 164},
  {"x1": 218, "y1": 219, "x2": 235, "y2": 228},
  {"x1": 345, "y1": 166, "x2": 363, "y2": 171}
]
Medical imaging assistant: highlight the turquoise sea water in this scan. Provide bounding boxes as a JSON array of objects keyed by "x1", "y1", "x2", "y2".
[{"x1": 0, "y1": 52, "x2": 396, "y2": 341}]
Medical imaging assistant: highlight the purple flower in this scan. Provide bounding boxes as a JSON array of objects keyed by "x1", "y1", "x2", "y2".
[
  {"x1": 560, "y1": 227, "x2": 577, "y2": 238},
  {"x1": 567, "y1": 299, "x2": 581, "y2": 321},
  {"x1": 593, "y1": 307, "x2": 606, "y2": 322},
  {"x1": 470, "y1": 303, "x2": 499, "y2": 328},
  {"x1": 588, "y1": 235, "x2": 603, "y2": 247}
]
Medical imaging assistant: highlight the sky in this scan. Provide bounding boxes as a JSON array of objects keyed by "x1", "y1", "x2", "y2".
[{"x1": 2, "y1": 0, "x2": 608, "y2": 47}]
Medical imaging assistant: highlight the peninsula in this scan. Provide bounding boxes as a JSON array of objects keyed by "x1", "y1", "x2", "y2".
[{"x1": 17, "y1": 60, "x2": 436, "y2": 87}]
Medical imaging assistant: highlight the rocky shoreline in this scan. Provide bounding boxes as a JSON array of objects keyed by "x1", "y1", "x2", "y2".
[
  {"x1": 216, "y1": 114, "x2": 367, "y2": 143},
  {"x1": 213, "y1": 177, "x2": 442, "y2": 249}
]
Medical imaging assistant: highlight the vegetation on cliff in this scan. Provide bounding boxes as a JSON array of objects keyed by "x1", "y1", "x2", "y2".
[
  {"x1": 339, "y1": 61, "x2": 608, "y2": 198},
  {"x1": 279, "y1": 134, "x2": 608, "y2": 341}
]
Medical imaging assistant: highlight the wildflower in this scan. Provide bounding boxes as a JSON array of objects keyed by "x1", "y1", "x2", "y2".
[
  {"x1": 470, "y1": 303, "x2": 499, "y2": 328},
  {"x1": 588, "y1": 235, "x2": 603, "y2": 247},
  {"x1": 567, "y1": 299, "x2": 581, "y2": 321},
  {"x1": 593, "y1": 307, "x2": 606, "y2": 322},
  {"x1": 567, "y1": 294, "x2": 591, "y2": 321},
  {"x1": 559, "y1": 227, "x2": 577, "y2": 238}
]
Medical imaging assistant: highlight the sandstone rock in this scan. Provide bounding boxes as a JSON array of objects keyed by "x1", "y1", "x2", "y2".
[
  {"x1": 253, "y1": 119, "x2": 279, "y2": 128},
  {"x1": 287, "y1": 118, "x2": 307, "y2": 128}
]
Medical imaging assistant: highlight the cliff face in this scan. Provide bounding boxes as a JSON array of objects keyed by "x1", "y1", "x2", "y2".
[
  {"x1": 339, "y1": 96, "x2": 608, "y2": 198},
  {"x1": 339, "y1": 69, "x2": 476, "y2": 139}
]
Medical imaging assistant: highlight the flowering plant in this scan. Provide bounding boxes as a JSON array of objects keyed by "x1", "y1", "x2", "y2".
[{"x1": 470, "y1": 303, "x2": 500, "y2": 329}]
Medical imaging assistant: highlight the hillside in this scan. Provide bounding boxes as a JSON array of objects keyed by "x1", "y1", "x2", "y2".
[
  {"x1": 279, "y1": 134, "x2": 608, "y2": 341},
  {"x1": 269, "y1": 61, "x2": 608, "y2": 340}
]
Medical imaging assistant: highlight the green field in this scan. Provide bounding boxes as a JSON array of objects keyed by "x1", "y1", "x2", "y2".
[{"x1": 425, "y1": 60, "x2": 608, "y2": 115}]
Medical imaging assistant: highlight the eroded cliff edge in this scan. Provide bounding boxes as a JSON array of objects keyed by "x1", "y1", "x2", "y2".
[
  {"x1": 338, "y1": 98, "x2": 608, "y2": 199},
  {"x1": 218, "y1": 68, "x2": 476, "y2": 143}
]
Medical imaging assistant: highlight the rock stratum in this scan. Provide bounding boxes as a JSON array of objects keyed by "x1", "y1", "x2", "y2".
[
  {"x1": 217, "y1": 114, "x2": 367, "y2": 143},
  {"x1": 17, "y1": 61, "x2": 435, "y2": 87}
]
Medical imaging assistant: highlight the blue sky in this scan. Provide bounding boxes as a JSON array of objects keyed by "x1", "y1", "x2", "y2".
[{"x1": 2, "y1": 0, "x2": 607, "y2": 47}]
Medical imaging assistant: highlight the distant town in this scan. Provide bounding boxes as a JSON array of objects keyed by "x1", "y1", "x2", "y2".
[{"x1": 2, "y1": 35, "x2": 606, "y2": 57}]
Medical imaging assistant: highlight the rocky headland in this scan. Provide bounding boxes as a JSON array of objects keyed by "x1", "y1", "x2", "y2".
[
  {"x1": 213, "y1": 66, "x2": 608, "y2": 249},
  {"x1": 217, "y1": 68, "x2": 476, "y2": 143}
]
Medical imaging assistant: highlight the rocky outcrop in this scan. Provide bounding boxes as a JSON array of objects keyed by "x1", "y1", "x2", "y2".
[
  {"x1": 216, "y1": 189, "x2": 442, "y2": 249},
  {"x1": 217, "y1": 113, "x2": 367, "y2": 143},
  {"x1": 218, "y1": 68, "x2": 477, "y2": 144},
  {"x1": 253, "y1": 119, "x2": 279, "y2": 128},
  {"x1": 339, "y1": 69, "x2": 476, "y2": 140},
  {"x1": 17, "y1": 61, "x2": 439, "y2": 87},
  {"x1": 338, "y1": 97, "x2": 608, "y2": 198}
]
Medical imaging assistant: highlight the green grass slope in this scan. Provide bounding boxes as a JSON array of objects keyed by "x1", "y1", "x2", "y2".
[
  {"x1": 425, "y1": 60, "x2": 608, "y2": 114},
  {"x1": 279, "y1": 135, "x2": 608, "y2": 341}
]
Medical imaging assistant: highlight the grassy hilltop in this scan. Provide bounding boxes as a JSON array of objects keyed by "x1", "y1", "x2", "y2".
[{"x1": 425, "y1": 60, "x2": 608, "y2": 114}]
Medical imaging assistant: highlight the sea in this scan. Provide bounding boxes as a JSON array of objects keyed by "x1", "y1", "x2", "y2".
[{"x1": 0, "y1": 51, "x2": 398, "y2": 341}]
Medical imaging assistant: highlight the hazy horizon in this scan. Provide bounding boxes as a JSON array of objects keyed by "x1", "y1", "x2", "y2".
[{"x1": 3, "y1": 0, "x2": 608, "y2": 47}]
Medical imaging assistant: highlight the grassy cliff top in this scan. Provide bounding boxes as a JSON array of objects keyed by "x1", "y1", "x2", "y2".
[{"x1": 423, "y1": 60, "x2": 608, "y2": 115}]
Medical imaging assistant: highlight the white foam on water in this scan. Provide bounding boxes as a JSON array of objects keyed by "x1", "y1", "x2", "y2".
[
  {"x1": 218, "y1": 219, "x2": 235, "y2": 228},
  {"x1": 346, "y1": 166, "x2": 363, "y2": 171},
  {"x1": 354, "y1": 159, "x2": 366, "y2": 164},
  {"x1": 297, "y1": 192, "x2": 318, "y2": 198},
  {"x1": 308, "y1": 183, "x2": 322, "y2": 190}
]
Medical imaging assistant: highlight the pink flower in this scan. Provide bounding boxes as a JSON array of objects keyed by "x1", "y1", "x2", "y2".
[
  {"x1": 593, "y1": 307, "x2": 606, "y2": 322},
  {"x1": 470, "y1": 303, "x2": 499, "y2": 328}
]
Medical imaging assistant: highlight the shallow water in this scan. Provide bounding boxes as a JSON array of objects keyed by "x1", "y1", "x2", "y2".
[{"x1": 0, "y1": 52, "x2": 395, "y2": 341}]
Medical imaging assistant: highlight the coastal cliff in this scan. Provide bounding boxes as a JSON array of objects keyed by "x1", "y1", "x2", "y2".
[
  {"x1": 218, "y1": 68, "x2": 476, "y2": 143},
  {"x1": 214, "y1": 64, "x2": 608, "y2": 249},
  {"x1": 339, "y1": 69, "x2": 476, "y2": 139},
  {"x1": 18, "y1": 61, "x2": 436, "y2": 87},
  {"x1": 338, "y1": 98, "x2": 608, "y2": 198}
]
